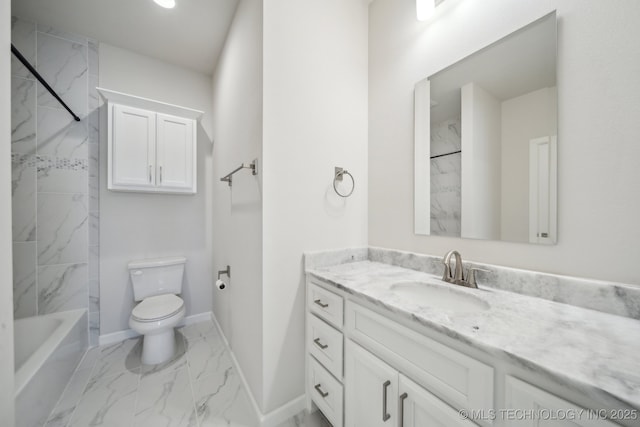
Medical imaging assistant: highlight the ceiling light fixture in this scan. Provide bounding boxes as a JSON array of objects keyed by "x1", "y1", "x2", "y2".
[
  {"x1": 416, "y1": 0, "x2": 435, "y2": 21},
  {"x1": 153, "y1": 0, "x2": 176, "y2": 9}
]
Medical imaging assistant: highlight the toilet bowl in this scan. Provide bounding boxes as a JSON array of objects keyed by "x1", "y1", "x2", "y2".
[
  {"x1": 129, "y1": 293, "x2": 186, "y2": 365},
  {"x1": 127, "y1": 256, "x2": 187, "y2": 365}
]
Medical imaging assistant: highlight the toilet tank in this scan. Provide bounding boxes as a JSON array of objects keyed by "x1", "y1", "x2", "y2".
[{"x1": 128, "y1": 256, "x2": 186, "y2": 301}]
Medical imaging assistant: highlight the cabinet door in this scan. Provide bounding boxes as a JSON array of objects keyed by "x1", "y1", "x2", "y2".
[
  {"x1": 156, "y1": 113, "x2": 195, "y2": 193},
  {"x1": 111, "y1": 104, "x2": 156, "y2": 189},
  {"x1": 505, "y1": 376, "x2": 620, "y2": 427},
  {"x1": 345, "y1": 340, "x2": 398, "y2": 427},
  {"x1": 398, "y1": 374, "x2": 478, "y2": 427}
]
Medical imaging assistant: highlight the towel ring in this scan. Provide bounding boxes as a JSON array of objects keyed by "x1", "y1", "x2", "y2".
[{"x1": 333, "y1": 167, "x2": 355, "y2": 198}]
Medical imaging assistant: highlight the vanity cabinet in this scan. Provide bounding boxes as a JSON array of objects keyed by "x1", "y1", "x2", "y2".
[
  {"x1": 99, "y1": 88, "x2": 203, "y2": 194},
  {"x1": 345, "y1": 340, "x2": 477, "y2": 427},
  {"x1": 306, "y1": 277, "x2": 628, "y2": 427},
  {"x1": 306, "y1": 281, "x2": 345, "y2": 427}
]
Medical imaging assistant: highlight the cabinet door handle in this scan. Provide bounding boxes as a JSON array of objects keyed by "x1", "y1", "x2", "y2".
[
  {"x1": 314, "y1": 299, "x2": 329, "y2": 308},
  {"x1": 314, "y1": 383, "x2": 329, "y2": 398},
  {"x1": 382, "y1": 380, "x2": 391, "y2": 422},
  {"x1": 399, "y1": 392, "x2": 408, "y2": 427},
  {"x1": 149, "y1": 165, "x2": 152, "y2": 183},
  {"x1": 313, "y1": 338, "x2": 328, "y2": 349},
  {"x1": 160, "y1": 166, "x2": 163, "y2": 184}
]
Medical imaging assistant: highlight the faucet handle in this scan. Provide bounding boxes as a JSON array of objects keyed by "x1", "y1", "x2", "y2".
[{"x1": 466, "y1": 267, "x2": 489, "y2": 288}]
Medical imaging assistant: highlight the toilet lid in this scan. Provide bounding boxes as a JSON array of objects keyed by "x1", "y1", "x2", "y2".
[{"x1": 132, "y1": 294, "x2": 184, "y2": 322}]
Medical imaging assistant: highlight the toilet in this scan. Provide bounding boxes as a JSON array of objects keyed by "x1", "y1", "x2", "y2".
[{"x1": 128, "y1": 256, "x2": 187, "y2": 365}]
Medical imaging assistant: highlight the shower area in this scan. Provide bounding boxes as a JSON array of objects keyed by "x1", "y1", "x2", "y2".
[{"x1": 10, "y1": 16, "x2": 101, "y2": 426}]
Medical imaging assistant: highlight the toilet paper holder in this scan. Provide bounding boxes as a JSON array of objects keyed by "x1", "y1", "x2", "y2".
[{"x1": 217, "y1": 265, "x2": 231, "y2": 279}]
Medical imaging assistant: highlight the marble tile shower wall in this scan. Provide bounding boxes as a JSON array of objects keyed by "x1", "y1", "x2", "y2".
[
  {"x1": 430, "y1": 117, "x2": 461, "y2": 236},
  {"x1": 11, "y1": 17, "x2": 101, "y2": 345}
]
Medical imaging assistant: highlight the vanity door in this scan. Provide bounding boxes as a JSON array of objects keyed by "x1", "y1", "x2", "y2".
[
  {"x1": 398, "y1": 374, "x2": 478, "y2": 427},
  {"x1": 345, "y1": 340, "x2": 398, "y2": 427}
]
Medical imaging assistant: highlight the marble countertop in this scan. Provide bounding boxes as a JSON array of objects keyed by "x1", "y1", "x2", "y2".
[{"x1": 306, "y1": 260, "x2": 640, "y2": 411}]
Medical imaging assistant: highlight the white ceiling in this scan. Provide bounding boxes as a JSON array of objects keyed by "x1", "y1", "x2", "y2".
[{"x1": 12, "y1": 0, "x2": 240, "y2": 75}]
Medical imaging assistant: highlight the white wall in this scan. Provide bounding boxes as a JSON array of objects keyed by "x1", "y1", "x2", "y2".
[
  {"x1": 369, "y1": 0, "x2": 640, "y2": 284},
  {"x1": 262, "y1": 0, "x2": 369, "y2": 412},
  {"x1": 501, "y1": 86, "x2": 557, "y2": 242},
  {"x1": 461, "y1": 82, "x2": 501, "y2": 240},
  {"x1": 99, "y1": 44, "x2": 214, "y2": 334},
  {"x1": 211, "y1": 0, "x2": 264, "y2": 408},
  {"x1": 0, "y1": 0, "x2": 15, "y2": 423}
]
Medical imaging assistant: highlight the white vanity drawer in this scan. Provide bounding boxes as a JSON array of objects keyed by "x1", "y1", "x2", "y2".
[
  {"x1": 310, "y1": 356, "x2": 344, "y2": 427},
  {"x1": 345, "y1": 301, "x2": 494, "y2": 415},
  {"x1": 308, "y1": 313, "x2": 344, "y2": 379},
  {"x1": 308, "y1": 282, "x2": 344, "y2": 328}
]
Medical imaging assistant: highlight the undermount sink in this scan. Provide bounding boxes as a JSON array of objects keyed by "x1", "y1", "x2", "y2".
[{"x1": 389, "y1": 281, "x2": 490, "y2": 313}]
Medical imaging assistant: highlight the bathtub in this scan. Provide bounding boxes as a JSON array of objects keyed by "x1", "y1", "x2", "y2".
[{"x1": 14, "y1": 309, "x2": 88, "y2": 427}]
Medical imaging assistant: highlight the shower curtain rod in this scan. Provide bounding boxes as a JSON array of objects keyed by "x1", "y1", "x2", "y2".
[
  {"x1": 430, "y1": 150, "x2": 461, "y2": 159},
  {"x1": 11, "y1": 43, "x2": 81, "y2": 122}
]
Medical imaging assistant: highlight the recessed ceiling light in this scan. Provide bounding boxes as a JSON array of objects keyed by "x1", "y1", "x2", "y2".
[{"x1": 153, "y1": 0, "x2": 176, "y2": 9}]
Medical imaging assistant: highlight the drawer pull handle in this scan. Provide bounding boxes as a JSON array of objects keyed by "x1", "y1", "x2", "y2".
[
  {"x1": 382, "y1": 380, "x2": 391, "y2": 422},
  {"x1": 314, "y1": 383, "x2": 329, "y2": 398},
  {"x1": 314, "y1": 299, "x2": 329, "y2": 308},
  {"x1": 399, "y1": 392, "x2": 408, "y2": 426},
  {"x1": 313, "y1": 338, "x2": 328, "y2": 349}
]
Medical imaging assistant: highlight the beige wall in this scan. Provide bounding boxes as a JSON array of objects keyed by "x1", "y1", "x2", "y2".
[
  {"x1": 369, "y1": 0, "x2": 640, "y2": 284},
  {"x1": 0, "y1": 0, "x2": 15, "y2": 423}
]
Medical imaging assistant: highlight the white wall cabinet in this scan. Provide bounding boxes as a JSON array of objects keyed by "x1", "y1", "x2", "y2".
[
  {"x1": 112, "y1": 104, "x2": 156, "y2": 189},
  {"x1": 99, "y1": 88, "x2": 202, "y2": 194}
]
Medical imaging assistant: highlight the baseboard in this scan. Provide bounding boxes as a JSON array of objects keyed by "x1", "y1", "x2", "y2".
[
  {"x1": 260, "y1": 395, "x2": 306, "y2": 427},
  {"x1": 209, "y1": 312, "x2": 263, "y2": 421},
  {"x1": 209, "y1": 313, "x2": 306, "y2": 427},
  {"x1": 98, "y1": 311, "x2": 213, "y2": 347}
]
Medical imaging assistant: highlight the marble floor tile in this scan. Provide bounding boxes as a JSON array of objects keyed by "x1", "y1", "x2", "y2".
[
  {"x1": 135, "y1": 367, "x2": 197, "y2": 427},
  {"x1": 273, "y1": 411, "x2": 332, "y2": 427},
  {"x1": 192, "y1": 366, "x2": 257, "y2": 427},
  {"x1": 76, "y1": 345, "x2": 101, "y2": 372},
  {"x1": 41, "y1": 320, "x2": 315, "y2": 427},
  {"x1": 186, "y1": 338, "x2": 230, "y2": 383},
  {"x1": 68, "y1": 368, "x2": 140, "y2": 427},
  {"x1": 91, "y1": 337, "x2": 142, "y2": 382},
  {"x1": 178, "y1": 321, "x2": 219, "y2": 343},
  {"x1": 141, "y1": 333, "x2": 189, "y2": 380}
]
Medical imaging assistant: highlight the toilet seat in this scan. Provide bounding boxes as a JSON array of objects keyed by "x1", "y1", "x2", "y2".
[{"x1": 132, "y1": 294, "x2": 184, "y2": 322}]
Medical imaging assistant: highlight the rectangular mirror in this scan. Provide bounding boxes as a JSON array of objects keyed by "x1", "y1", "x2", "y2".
[{"x1": 415, "y1": 12, "x2": 557, "y2": 244}]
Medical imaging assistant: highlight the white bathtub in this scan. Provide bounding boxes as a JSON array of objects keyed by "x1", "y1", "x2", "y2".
[{"x1": 14, "y1": 309, "x2": 88, "y2": 427}]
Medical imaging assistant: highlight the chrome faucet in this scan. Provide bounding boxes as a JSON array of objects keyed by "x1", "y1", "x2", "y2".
[{"x1": 442, "y1": 250, "x2": 486, "y2": 289}]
